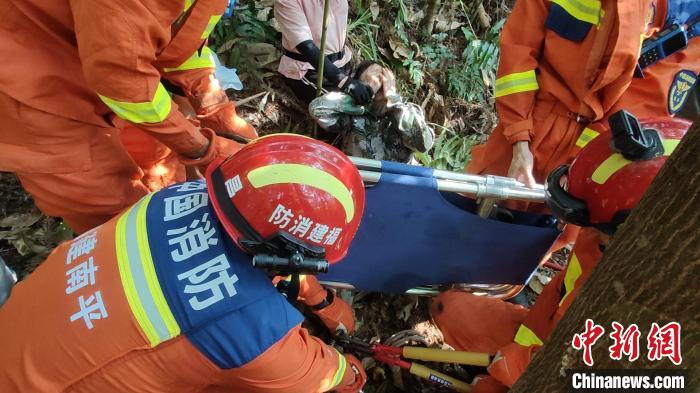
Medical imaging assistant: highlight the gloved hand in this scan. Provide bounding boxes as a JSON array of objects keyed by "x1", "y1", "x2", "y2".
[
  {"x1": 179, "y1": 127, "x2": 244, "y2": 174},
  {"x1": 298, "y1": 275, "x2": 330, "y2": 306},
  {"x1": 334, "y1": 354, "x2": 367, "y2": 393},
  {"x1": 299, "y1": 276, "x2": 356, "y2": 335},
  {"x1": 312, "y1": 290, "x2": 356, "y2": 335},
  {"x1": 192, "y1": 87, "x2": 258, "y2": 142},
  {"x1": 343, "y1": 78, "x2": 374, "y2": 105}
]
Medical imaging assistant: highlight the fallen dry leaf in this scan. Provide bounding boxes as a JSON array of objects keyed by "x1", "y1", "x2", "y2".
[
  {"x1": 245, "y1": 42, "x2": 277, "y2": 56},
  {"x1": 216, "y1": 38, "x2": 240, "y2": 54},
  {"x1": 269, "y1": 17, "x2": 281, "y2": 32},
  {"x1": 0, "y1": 212, "x2": 41, "y2": 229},
  {"x1": 370, "y1": 1, "x2": 380, "y2": 21},
  {"x1": 434, "y1": 20, "x2": 464, "y2": 33},
  {"x1": 388, "y1": 37, "x2": 411, "y2": 59},
  {"x1": 256, "y1": 7, "x2": 272, "y2": 22},
  {"x1": 408, "y1": 9, "x2": 425, "y2": 24}
]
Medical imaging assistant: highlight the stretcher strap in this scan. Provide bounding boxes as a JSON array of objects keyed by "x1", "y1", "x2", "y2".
[{"x1": 381, "y1": 160, "x2": 434, "y2": 178}]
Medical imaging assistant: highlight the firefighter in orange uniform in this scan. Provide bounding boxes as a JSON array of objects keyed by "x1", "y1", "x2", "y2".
[
  {"x1": 0, "y1": 135, "x2": 366, "y2": 392},
  {"x1": 434, "y1": 115, "x2": 691, "y2": 392},
  {"x1": 0, "y1": 0, "x2": 256, "y2": 233},
  {"x1": 467, "y1": 0, "x2": 700, "y2": 192}
]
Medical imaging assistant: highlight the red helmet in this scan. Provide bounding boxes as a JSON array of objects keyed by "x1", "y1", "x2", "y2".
[
  {"x1": 546, "y1": 111, "x2": 690, "y2": 234},
  {"x1": 206, "y1": 134, "x2": 365, "y2": 270}
]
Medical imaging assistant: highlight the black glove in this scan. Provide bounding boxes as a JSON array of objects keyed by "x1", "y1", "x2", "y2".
[{"x1": 343, "y1": 78, "x2": 374, "y2": 105}]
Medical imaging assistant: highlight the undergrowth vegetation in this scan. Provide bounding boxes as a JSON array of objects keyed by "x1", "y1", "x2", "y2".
[{"x1": 210, "y1": 0, "x2": 511, "y2": 171}]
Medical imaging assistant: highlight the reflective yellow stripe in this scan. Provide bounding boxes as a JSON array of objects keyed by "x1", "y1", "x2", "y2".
[
  {"x1": 184, "y1": 0, "x2": 194, "y2": 11},
  {"x1": 163, "y1": 46, "x2": 216, "y2": 73},
  {"x1": 559, "y1": 253, "x2": 583, "y2": 306},
  {"x1": 115, "y1": 205, "x2": 157, "y2": 345},
  {"x1": 495, "y1": 70, "x2": 539, "y2": 98},
  {"x1": 513, "y1": 324, "x2": 544, "y2": 347},
  {"x1": 135, "y1": 195, "x2": 180, "y2": 339},
  {"x1": 551, "y1": 0, "x2": 602, "y2": 25},
  {"x1": 99, "y1": 84, "x2": 172, "y2": 124},
  {"x1": 116, "y1": 194, "x2": 180, "y2": 347},
  {"x1": 247, "y1": 164, "x2": 356, "y2": 223},
  {"x1": 202, "y1": 15, "x2": 222, "y2": 39},
  {"x1": 591, "y1": 139, "x2": 680, "y2": 184},
  {"x1": 575, "y1": 127, "x2": 600, "y2": 148},
  {"x1": 328, "y1": 350, "x2": 347, "y2": 389}
]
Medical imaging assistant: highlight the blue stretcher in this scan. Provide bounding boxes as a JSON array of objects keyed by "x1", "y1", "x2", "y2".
[{"x1": 319, "y1": 160, "x2": 561, "y2": 294}]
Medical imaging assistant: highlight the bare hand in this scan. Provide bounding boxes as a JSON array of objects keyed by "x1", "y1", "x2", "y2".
[{"x1": 508, "y1": 141, "x2": 536, "y2": 188}]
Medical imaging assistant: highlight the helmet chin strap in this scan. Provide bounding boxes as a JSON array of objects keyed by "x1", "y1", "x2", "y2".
[{"x1": 545, "y1": 165, "x2": 591, "y2": 227}]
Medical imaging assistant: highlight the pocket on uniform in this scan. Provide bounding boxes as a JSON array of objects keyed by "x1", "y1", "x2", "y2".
[
  {"x1": 544, "y1": 3, "x2": 595, "y2": 43},
  {"x1": 0, "y1": 141, "x2": 91, "y2": 174},
  {"x1": 0, "y1": 101, "x2": 93, "y2": 174}
]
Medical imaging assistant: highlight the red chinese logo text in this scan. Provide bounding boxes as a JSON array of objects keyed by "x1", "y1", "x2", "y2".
[{"x1": 571, "y1": 320, "x2": 682, "y2": 366}]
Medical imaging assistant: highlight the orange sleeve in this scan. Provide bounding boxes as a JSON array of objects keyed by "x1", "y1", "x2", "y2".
[
  {"x1": 212, "y1": 326, "x2": 354, "y2": 392},
  {"x1": 69, "y1": 0, "x2": 209, "y2": 157},
  {"x1": 163, "y1": 68, "x2": 217, "y2": 98},
  {"x1": 605, "y1": 39, "x2": 700, "y2": 121},
  {"x1": 495, "y1": 0, "x2": 549, "y2": 144}
]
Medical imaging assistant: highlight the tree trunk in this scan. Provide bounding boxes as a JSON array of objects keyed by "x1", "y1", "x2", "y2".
[
  {"x1": 512, "y1": 121, "x2": 700, "y2": 392},
  {"x1": 421, "y1": 0, "x2": 441, "y2": 38}
]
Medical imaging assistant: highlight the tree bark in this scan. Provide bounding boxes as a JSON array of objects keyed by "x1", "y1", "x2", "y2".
[
  {"x1": 421, "y1": 0, "x2": 441, "y2": 38},
  {"x1": 512, "y1": 121, "x2": 700, "y2": 392}
]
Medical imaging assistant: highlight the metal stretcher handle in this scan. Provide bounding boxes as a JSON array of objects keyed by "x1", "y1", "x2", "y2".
[
  {"x1": 359, "y1": 170, "x2": 545, "y2": 202},
  {"x1": 351, "y1": 156, "x2": 543, "y2": 188}
]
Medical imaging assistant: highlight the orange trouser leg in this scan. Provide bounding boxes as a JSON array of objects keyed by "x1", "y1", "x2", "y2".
[
  {"x1": 2, "y1": 111, "x2": 150, "y2": 233},
  {"x1": 15, "y1": 130, "x2": 149, "y2": 233},
  {"x1": 431, "y1": 291, "x2": 528, "y2": 355}
]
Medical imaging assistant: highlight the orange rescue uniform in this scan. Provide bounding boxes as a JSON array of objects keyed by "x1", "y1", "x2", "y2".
[
  {"x1": 0, "y1": 0, "x2": 253, "y2": 233},
  {"x1": 0, "y1": 182, "x2": 357, "y2": 392},
  {"x1": 467, "y1": 0, "x2": 657, "y2": 187},
  {"x1": 432, "y1": 228, "x2": 604, "y2": 391}
]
